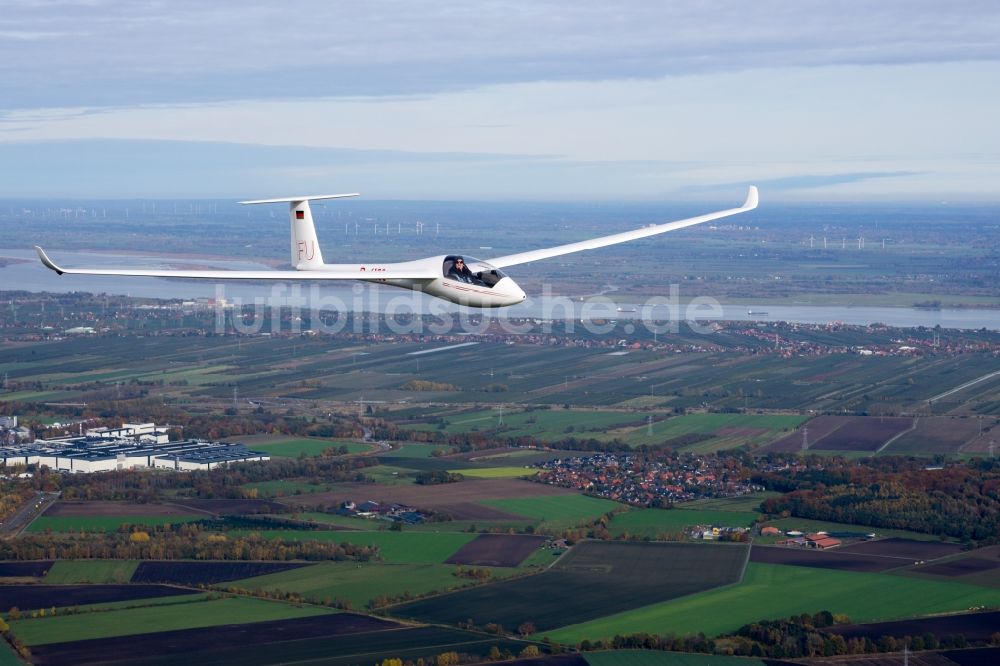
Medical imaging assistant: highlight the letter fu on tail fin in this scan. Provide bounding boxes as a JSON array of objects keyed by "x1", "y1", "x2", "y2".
[{"x1": 239, "y1": 193, "x2": 359, "y2": 269}]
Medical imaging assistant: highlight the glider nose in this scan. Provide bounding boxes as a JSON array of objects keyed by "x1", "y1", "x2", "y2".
[{"x1": 494, "y1": 277, "x2": 526, "y2": 306}]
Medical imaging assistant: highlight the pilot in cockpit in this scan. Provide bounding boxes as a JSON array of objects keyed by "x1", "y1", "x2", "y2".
[{"x1": 447, "y1": 256, "x2": 475, "y2": 283}]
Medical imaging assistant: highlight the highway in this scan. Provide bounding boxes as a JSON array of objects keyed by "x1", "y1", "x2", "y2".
[{"x1": 0, "y1": 490, "x2": 60, "y2": 538}]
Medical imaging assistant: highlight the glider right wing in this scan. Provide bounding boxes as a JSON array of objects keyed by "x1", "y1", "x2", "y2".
[{"x1": 485, "y1": 186, "x2": 758, "y2": 269}]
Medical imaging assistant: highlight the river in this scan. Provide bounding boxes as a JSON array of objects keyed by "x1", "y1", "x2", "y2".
[{"x1": 2, "y1": 248, "x2": 999, "y2": 330}]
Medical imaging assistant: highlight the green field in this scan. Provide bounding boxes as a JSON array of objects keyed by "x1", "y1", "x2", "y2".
[
  {"x1": 452, "y1": 466, "x2": 537, "y2": 479},
  {"x1": 244, "y1": 437, "x2": 372, "y2": 458},
  {"x1": 231, "y1": 561, "x2": 516, "y2": 608},
  {"x1": 403, "y1": 408, "x2": 645, "y2": 439},
  {"x1": 480, "y1": 495, "x2": 624, "y2": 531},
  {"x1": 406, "y1": 519, "x2": 538, "y2": 534},
  {"x1": 0, "y1": 640, "x2": 21, "y2": 666},
  {"x1": 543, "y1": 562, "x2": 1000, "y2": 643},
  {"x1": 289, "y1": 511, "x2": 372, "y2": 529},
  {"x1": 393, "y1": 541, "x2": 748, "y2": 633},
  {"x1": 585, "y1": 651, "x2": 766, "y2": 666},
  {"x1": 236, "y1": 529, "x2": 476, "y2": 564},
  {"x1": 608, "y1": 508, "x2": 759, "y2": 538},
  {"x1": 44, "y1": 560, "x2": 139, "y2": 584},
  {"x1": 27, "y1": 515, "x2": 202, "y2": 533},
  {"x1": 678, "y1": 493, "x2": 779, "y2": 512},
  {"x1": 9, "y1": 596, "x2": 333, "y2": 646},
  {"x1": 242, "y1": 479, "x2": 331, "y2": 496},
  {"x1": 379, "y1": 443, "x2": 453, "y2": 458},
  {"x1": 618, "y1": 413, "x2": 808, "y2": 450}
]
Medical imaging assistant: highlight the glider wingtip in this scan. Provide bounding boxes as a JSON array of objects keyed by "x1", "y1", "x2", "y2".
[
  {"x1": 35, "y1": 246, "x2": 64, "y2": 275},
  {"x1": 744, "y1": 185, "x2": 759, "y2": 210}
]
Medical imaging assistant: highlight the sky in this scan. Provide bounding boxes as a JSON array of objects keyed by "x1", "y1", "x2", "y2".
[{"x1": 1, "y1": 1, "x2": 999, "y2": 200}]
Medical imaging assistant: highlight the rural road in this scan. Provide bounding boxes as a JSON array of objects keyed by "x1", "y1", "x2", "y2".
[{"x1": 0, "y1": 490, "x2": 60, "y2": 538}]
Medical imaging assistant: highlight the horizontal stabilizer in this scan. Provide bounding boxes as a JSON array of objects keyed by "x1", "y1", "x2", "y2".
[{"x1": 239, "y1": 193, "x2": 360, "y2": 204}]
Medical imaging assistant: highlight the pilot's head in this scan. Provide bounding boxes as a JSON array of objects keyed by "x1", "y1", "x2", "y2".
[{"x1": 454, "y1": 257, "x2": 465, "y2": 268}]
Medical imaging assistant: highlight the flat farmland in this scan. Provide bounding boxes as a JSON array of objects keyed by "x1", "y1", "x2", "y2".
[
  {"x1": 54, "y1": 498, "x2": 286, "y2": 516},
  {"x1": 883, "y1": 416, "x2": 999, "y2": 455},
  {"x1": 380, "y1": 443, "x2": 453, "y2": 458},
  {"x1": 45, "y1": 560, "x2": 138, "y2": 583},
  {"x1": 131, "y1": 561, "x2": 309, "y2": 585},
  {"x1": 837, "y1": 537, "x2": 963, "y2": 561},
  {"x1": 240, "y1": 479, "x2": 331, "y2": 496},
  {"x1": 283, "y1": 477, "x2": 577, "y2": 516},
  {"x1": 230, "y1": 561, "x2": 515, "y2": 608},
  {"x1": 402, "y1": 408, "x2": 645, "y2": 440},
  {"x1": 913, "y1": 557, "x2": 1000, "y2": 578},
  {"x1": 0, "y1": 561, "x2": 52, "y2": 577},
  {"x1": 161, "y1": 499, "x2": 286, "y2": 515},
  {"x1": 44, "y1": 501, "x2": 204, "y2": 517},
  {"x1": 392, "y1": 541, "x2": 748, "y2": 632},
  {"x1": 762, "y1": 415, "x2": 854, "y2": 453},
  {"x1": 26, "y1": 613, "x2": 402, "y2": 666},
  {"x1": 479, "y1": 495, "x2": 624, "y2": 531},
  {"x1": 679, "y1": 492, "x2": 779, "y2": 512},
  {"x1": 8, "y1": 596, "x2": 334, "y2": 646},
  {"x1": 444, "y1": 534, "x2": 548, "y2": 567},
  {"x1": 452, "y1": 466, "x2": 538, "y2": 478},
  {"x1": 542, "y1": 562, "x2": 1000, "y2": 643},
  {"x1": 32, "y1": 625, "x2": 534, "y2": 666},
  {"x1": 811, "y1": 416, "x2": 913, "y2": 452},
  {"x1": 28, "y1": 514, "x2": 202, "y2": 533},
  {"x1": 0, "y1": 584, "x2": 200, "y2": 613},
  {"x1": 236, "y1": 529, "x2": 476, "y2": 564},
  {"x1": 232, "y1": 435, "x2": 373, "y2": 458},
  {"x1": 608, "y1": 508, "x2": 759, "y2": 538},
  {"x1": 616, "y1": 413, "x2": 807, "y2": 451},
  {"x1": 828, "y1": 610, "x2": 1000, "y2": 644},
  {"x1": 749, "y1": 546, "x2": 903, "y2": 572},
  {"x1": 584, "y1": 652, "x2": 766, "y2": 666}
]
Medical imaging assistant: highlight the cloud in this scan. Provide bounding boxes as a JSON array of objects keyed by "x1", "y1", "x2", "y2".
[
  {"x1": 691, "y1": 172, "x2": 923, "y2": 193},
  {"x1": 2, "y1": 1, "x2": 999, "y2": 109}
]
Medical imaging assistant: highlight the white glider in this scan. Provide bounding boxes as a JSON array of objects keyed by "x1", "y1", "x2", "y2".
[{"x1": 36, "y1": 187, "x2": 758, "y2": 308}]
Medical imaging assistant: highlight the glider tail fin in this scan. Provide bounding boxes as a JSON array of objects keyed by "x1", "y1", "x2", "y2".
[{"x1": 239, "y1": 193, "x2": 360, "y2": 270}]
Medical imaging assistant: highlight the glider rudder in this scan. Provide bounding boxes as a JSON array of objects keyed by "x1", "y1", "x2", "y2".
[{"x1": 239, "y1": 193, "x2": 360, "y2": 270}]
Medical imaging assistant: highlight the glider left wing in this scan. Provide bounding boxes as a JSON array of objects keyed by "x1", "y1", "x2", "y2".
[{"x1": 34, "y1": 247, "x2": 437, "y2": 281}]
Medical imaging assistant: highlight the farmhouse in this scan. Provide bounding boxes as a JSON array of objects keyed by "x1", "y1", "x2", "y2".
[{"x1": 805, "y1": 533, "x2": 842, "y2": 549}]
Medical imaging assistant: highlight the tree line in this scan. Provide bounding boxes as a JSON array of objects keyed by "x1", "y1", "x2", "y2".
[
  {"x1": 756, "y1": 457, "x2": 1000, "y2": 544},
  {"x1": 0, "y1": 522, "x2": 378, "y2": 562}
]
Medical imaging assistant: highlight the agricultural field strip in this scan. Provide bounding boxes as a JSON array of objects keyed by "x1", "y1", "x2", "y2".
[
  {"x1": 928, "y1": 369, "x2": 1000, "y2": 403},
  {"x1": 0, "y1": 584, "x2": 203, "y2": 613},
  {"x1": 8, "y1": 595, "x2": 336, "y2": 646},
  {"x1": 27, "y1": 514, "x2": 203, "y2": 532},
  {"x1": 224, "y1": 529, "x2": 478, "y2": 564},
  {"x1": 24, "y1": 614, "x2": 408, "y2": 665},
  {"x1": 63, "y1": 627, "x2": 536, "y2": 666},
  {"x1": 391, "y1": 541, "x2": 748, "y2": 632},
  {"x1": 584, "y1": 651, "x2": 766, "y2": 666},
  {"x1": 226, "y1": 561, "x2": 523, "y2": 609},
  {"x1": 541, "y1": 561, "x2": 1000, "y2": 643}
]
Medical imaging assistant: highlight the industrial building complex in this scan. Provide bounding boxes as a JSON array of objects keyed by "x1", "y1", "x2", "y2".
[{"x1": 0, "y1": 420, "x2": 269, "y2": 472}]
